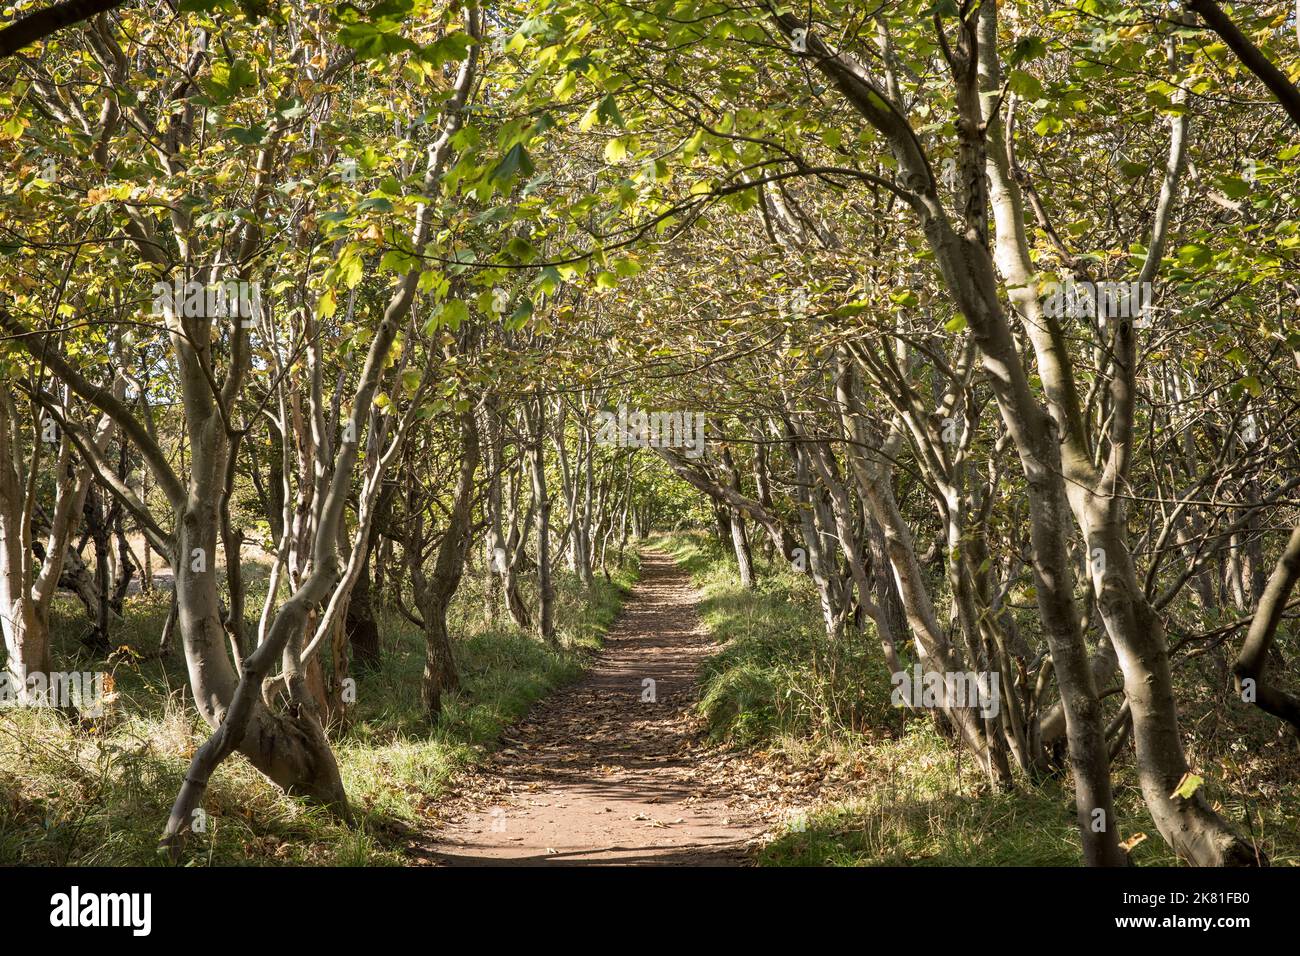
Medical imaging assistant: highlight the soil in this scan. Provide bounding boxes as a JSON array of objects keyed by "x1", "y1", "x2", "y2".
[{"x1": 415, "y1": 547, "x2": 816, "y2": 866}]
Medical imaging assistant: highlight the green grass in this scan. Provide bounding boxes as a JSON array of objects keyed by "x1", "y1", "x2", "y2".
[
  {"x1": 0, "y1": 552, "x2": 639, "y2": 866},
  {"x1": 656, "y1": 531, "x2": 898, "y2": 744},
  {"x1": 655, "y1": 530, "x2": 1300, "y2": 867},
  {"x1": 760, "y1": 723, "x2": 1085, "y2": 867}
]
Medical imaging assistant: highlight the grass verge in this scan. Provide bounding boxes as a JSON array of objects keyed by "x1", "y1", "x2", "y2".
[
  {"x1": 0, "y1": 553, "x2": 639, "y2": 866},
  {"x1": 654, "y1": 531, "x2": 1298, "y2": 866}
]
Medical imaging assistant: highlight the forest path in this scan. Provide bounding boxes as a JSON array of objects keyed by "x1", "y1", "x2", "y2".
[{"x1": 416, "y1": 547, "x2": 797, "y2": 865}]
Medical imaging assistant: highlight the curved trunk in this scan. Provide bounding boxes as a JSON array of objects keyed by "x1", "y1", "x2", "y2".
[
  {"x1": 499, "y1": 461, "x2": 533, "y2": 630},
  {"x1": 720, "y1": 448, "x2": 755, "y2": 589},
  {"x1": 1234, "y1": 524, "x2": 1300, "y2": 731},
  {"x1": 414, "y1": 412, "x2": 479, "y2": 719},
  {"x1": 1084, "y1": 507, "x2": 1259, "y2": 865},
  {"x1": 420, "y1": 603, "x2": 460, "y2": 719}
]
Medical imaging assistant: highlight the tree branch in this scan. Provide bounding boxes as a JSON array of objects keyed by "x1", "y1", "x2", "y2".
[{"x1": 0, "y1": 0, "x2": 128, "y2": 59}]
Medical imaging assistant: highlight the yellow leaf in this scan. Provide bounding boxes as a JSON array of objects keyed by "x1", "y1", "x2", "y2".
[
  {"x1": 317, "y1": 288, "x2": 337, "y2": 318},
  {"x1": 1119, "y1": 832, "x2": 1148, "y2": 852}
]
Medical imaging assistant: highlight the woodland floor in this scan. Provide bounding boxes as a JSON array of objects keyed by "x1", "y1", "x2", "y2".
[{"x1": 413, "y1": 547, "x2": 817, "y2": 865}]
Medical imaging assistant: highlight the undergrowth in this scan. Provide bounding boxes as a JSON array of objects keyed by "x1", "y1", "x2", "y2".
[
  {"x1": 655, "y1": 530, "x2": 1299, "y2": 867},
  {"x1": 0, "y1": 552, "x2": 638, "y2": 866}
]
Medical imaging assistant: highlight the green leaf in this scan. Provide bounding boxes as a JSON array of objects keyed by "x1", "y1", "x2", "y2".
[
  {"x1": 1176, "y1": 243, "x2": 1213, "y2": 268},
  {"x1": 596, "y1": 93, "x2": 625, "y2": 128},
  {"x1": 1170, "y1": 773, "x2": 1204, "y2": 800},
  {"x1": 205, "y1": 57, "x2": 255, "y2": 105},
  {"x1": 227, "y1": 124, "x2": 269, "y2": 145},
  {"x1": 604, "y1": 136, "x2": 629, "y2": 163},
  {"x1": 379, "y1": 249, "x2": 417, "y2": 274},
  {"x1": 553, "y1": 71, "x2": 578, "y2": 101},
  {"x1": 337, "y1": 247, "x2": 365, "y2": 289},
  {"x1": 682, "y1": 128, "x2": 705, "y2": 158},
  {"x1": 338, "y1": 23, "x2": 418, "y2": 61},
  {"x1": 425, "y1": 299, "x2": 467, "y2": 334},
  {"x1": 1217, "y1": 176, "x2": 1251, "y2": 200},
  {"x1": 424, "y1": 30, "x2": 475, "y2": 67},
  {"x1": 507, "y1": 236, "x2": 537, "y2": 261},
  {"x1": 505, "y1": 297, "x2": 533, "y2": 330},
  {"x1": 317, "y1": 288, "x2": 337, "y2": 318},
  {"x1": 1010, "y1": 35, "x2": 1048, "y2": 65},
  {"x1": 487, "y1": 143, "x2": 535, "y2": 188},
  {"x1": 1007, "y1": 70, "x2": 1043, "y2": 99}
]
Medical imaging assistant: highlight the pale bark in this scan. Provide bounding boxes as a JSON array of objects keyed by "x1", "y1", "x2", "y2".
[
  {"x1": 769, "y1": 5, "x2": 1124, "y2": 864},
  {"x1": 975, "y1": 4, "x2": 1252, "y2": 865},
  {"x1": 525, "y1": 396, "x2": 556, "y2": 643}
]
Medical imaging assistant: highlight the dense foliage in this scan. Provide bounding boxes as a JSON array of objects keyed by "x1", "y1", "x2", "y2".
[{"x1": 2, "y1": 0, "x2": 1299, "y2": 866}]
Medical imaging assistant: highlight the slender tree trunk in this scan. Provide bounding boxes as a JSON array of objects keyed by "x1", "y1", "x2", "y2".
[
  {"x1": 526, "y1": 396, "x2": 555, "y2": 644},
  {"x1": 502, "y1": 463, "x2": 533, "y2": 630},
  {"x1": 0, "y1": 396, "x2": 47, "y2": 692},
  {"x1": 720, "y1": 448, "x2": 755, "y2": 588}
]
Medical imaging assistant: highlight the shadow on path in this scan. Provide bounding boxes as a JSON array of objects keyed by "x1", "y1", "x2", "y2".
[{"x1": 419, "y1": 547, "x2": 768, "y2": 866}]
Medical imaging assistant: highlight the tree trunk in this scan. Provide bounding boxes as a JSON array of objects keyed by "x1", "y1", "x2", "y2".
[
  {"x1": 413, "y1": 411, "x2": 479, "y2": 719},
  {"x1": 1234, "y1": 524, "x2": 1300, "y2": 731},
  {"x1": 526, "y1": 396, "x2": 555, "y2": 644}
]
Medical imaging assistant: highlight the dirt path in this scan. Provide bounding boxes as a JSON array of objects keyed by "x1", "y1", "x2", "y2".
[{"x1": 419, "y1": 547, "x2": 800, "y2": 866}]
